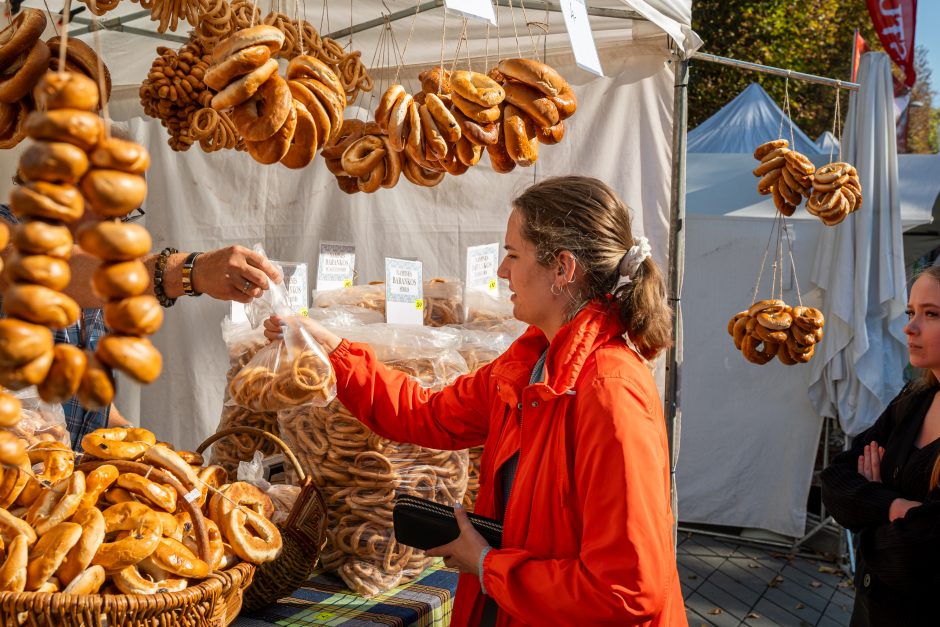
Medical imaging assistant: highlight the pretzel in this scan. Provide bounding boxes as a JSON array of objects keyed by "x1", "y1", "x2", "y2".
[{"x1": 728, "y1": 300, "x2": 825, "y2": 366}]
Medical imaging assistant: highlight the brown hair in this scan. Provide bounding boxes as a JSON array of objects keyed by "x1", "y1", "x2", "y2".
[{"x1": 511, "y1": 175, "x2": 673, "y2": 360}]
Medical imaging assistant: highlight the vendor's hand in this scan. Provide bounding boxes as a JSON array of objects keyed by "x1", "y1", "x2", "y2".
[
  {"x1": 858, "y1": 441, "x2": 884, "y2": 483},
  {"x1": 192, "y1": 245, "x2": 282, "y2": 303},
  {"x1": 889, "y1": 497, "x2": 921, "y2": 521},
  {"x1": 425, "y1": 504, "x2": 491, "y2": 575},
  {"x1": 263, "y1": 315, "x2": 342, "y2": 354}
]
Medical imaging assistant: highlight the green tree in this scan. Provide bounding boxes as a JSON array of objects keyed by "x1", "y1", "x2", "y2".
[
  {"x1": 690, "y1": 1, "x2": 880, "y2": 139},
  {"x1": 907, "y1": 46, "x2": 938, "y2": 154}
]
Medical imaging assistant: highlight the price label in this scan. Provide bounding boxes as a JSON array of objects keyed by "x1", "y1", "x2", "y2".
[
  {"x1": 559, "y1": 0, "x2": 603, "y2": 76},
  {"x1": 466, "y1": 243, "x2": 500, "y2": 295},
  {"x1": 443, "y1": 0, "x2": 496, "y2": 25},
  {"x1": 316, "y1": 241, "x2": 356, "y2": 292},
  {"x1": 385, "y1": 258, "x2": 424, "y2": 326}
]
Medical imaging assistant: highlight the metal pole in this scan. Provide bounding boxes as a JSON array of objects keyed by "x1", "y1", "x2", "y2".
[
  {"x1": 692, "y1": 51, "x2": 860, "y2": 91},
  {"x1": 665, "y1": 54, "x2": 688, "y2": 542}
]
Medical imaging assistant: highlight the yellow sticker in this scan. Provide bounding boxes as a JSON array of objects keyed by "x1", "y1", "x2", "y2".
[
  {"x1": 343, "y1": 279, "x2": 353, "y2": 288},
  {"x1": 415, "y1": 299, "x2": 424, "y2": 310},
  {"x1": 488, "y1": 279, "x2": 497, "y2": 291},
  {"x1": 314, "y1": 612, "x2": 334, "y2": 620},
  {"x1": 299, "y1": 307, "x2": 309, "y2": 317}
]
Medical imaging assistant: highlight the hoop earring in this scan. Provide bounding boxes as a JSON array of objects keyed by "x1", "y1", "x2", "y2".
[{"x1": 550, "y1": 283, "x2": 562, "y2": 296}]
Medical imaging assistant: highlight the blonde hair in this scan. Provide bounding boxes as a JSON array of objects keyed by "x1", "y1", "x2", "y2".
[{"x1": 511, "y1": 176, "x2": 673, "y2": 360}]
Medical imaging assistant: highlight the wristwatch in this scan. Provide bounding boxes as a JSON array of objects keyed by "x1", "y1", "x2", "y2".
[{"x1": 182, "y1": 251, "x2": 203, "y2": 297}]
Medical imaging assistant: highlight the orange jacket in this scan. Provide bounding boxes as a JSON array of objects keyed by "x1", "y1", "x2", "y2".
[{"x1": 329, "y1": 303, "x2": 686, "y2": 626}]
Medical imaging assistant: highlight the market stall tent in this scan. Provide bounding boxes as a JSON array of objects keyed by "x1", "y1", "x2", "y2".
[{"x1": 0, "y1": 2, "x2": 696, "y2": 455}]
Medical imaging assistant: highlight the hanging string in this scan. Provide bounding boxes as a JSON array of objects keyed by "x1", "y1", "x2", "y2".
[
  {"x1": 830, "y1": 87, "x2": 842, "y2": 163},
  {"x1": 319, "y1": 0, "x2": 329, "y2": 37},
  {"x1": 782, "y1": 75, "x2": 796, "y2": 148},
  {"x1": 294, "y1": 0, "x2": 305, "y2": 57},
  {"x1": 41, "y1": 0, "x2": 59, "y2": 37},
  {"x1": 782, "y1": 217, "x2": 804, "y2": 307},
  {"x1": 249, "y1": 0, "x2": 259, "y2": 28},
  {"x1": 365, "y1": 14, "x2": 389, "y2": 119},
  {"x1": 518, "y1": 0, "x2": 540, "y2": 62},
  {"x1": 484, "y1": 23, "x2": 490, "y2": 72},
  {"x1": 507, "y1": 0, "x2": 523, "y2": 57},
  {"x1": 391, "y1": 0, "x2": 421, "y2": 85},
  {"x1": 91, "y1": 13, "x2": 110, "y2": 139},
  {"x1": 465, "y1": 19, "x2": 472, "y2": 72},
  {"x1": 58, "y1": 0, "x2": 72, "y2": 75},
  {"x1": 348, "y1": 0, "x2": 353, "y2": 47},
  {"x1": 448, "y1": 18, "x2": 468, "y2": 76},
  {"x1": 495, "y1": 3, "x2": 500, "y2": 65},
  {"x1": 438, "y1": 8, "x2": 447, "y2": 94},
  {"x1": 750, "y1": 213, "x2": 781, "y2": 306}
]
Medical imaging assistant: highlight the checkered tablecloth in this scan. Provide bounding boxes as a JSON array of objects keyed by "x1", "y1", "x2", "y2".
[{"x1": 233, "y1": 562, "x2": 459, "y2": 627}]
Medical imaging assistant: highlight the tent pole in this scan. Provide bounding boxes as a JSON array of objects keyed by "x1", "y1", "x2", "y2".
[
  {"x1": 665, "y1": 54, "x2": 688, "y2": 542},
  {"x1": 691, "y1": 52, "x2": 860, "y2": 91}
]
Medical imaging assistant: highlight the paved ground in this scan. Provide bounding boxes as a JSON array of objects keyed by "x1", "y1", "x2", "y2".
[{"x1": 679, "y1": 532, "x2": 855, "y2": 627}]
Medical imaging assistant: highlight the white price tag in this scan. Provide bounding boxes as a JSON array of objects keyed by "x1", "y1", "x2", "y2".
[
  {"x1": 465, "y1": 243, "x2": 500, "y2": 295},
  {"x1": 384, "y1": 258, "x2": 424, "y2": 326},
  {"x1": 183, "y1": 488, "x2": 202, "y2": 503},
  {"x1": 279, "y1": 261, "x2": 309, "y2": 314},
  {"x1": 316, "y1": 241, "x2": 356, "y2": 292},
  {"x1": 559, "y1": 0, "x2": 603, "y2": 77},
  {"x1": 443, "y1": 0, "x2": 496, "y2": 25}
]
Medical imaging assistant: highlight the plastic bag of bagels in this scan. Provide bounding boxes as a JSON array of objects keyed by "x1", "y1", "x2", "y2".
[
  {"x1": 210, "y1": 316, "x2": 280, "y2": 476},
  {"x1": 463, "y1": 279, "x2": 515, "y2": 326},
  {"x1": 314, "y1": 279, "x2": 465, "y2": 327},
  {"x1": 4, "y1": 386, "x2": 70, "y2": 449},
  {"x1": 277, "y1": 322, "x2": 470, "y2": 596},
  {"x1": 237, "y1": 450, "x2": 300, "y2": 525}
]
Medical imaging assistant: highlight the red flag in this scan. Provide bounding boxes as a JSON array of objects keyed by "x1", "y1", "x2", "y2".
[
  {"x1": 851, "y1": 30, "x2": 870, "y2": 82},
  {"x1": 866, "y1": 0, "x2": 918, "y2": 87}
]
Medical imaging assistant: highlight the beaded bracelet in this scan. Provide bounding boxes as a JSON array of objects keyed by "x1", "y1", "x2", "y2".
[{"x1": 154, "y1": 247, "x2": 179, "y2": 308}]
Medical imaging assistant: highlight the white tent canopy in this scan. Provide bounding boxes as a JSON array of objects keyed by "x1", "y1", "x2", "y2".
[
  {"x1": 1, "y1": 2, "x2": 692, "y2": 456},
  {"x1": 687, "y1": 82, "x2": 817, "y2": 155},
  {"x1": 815, "y1": 130, "x2": 840, "y2": 154}
]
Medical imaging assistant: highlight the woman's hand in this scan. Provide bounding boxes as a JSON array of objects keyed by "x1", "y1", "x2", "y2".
[
  {"x1": 858, "y1": 441, "x2": 885, "y2": 482},
  {"x1": 425, "y1": 505, "x2": 491, "y2": 575},
  {"x1": 262, "y1": 315, "x2": 343, "y2": 354},
  {"x1": 889, "y1": 498, "x2": 921, "y2": 521}
]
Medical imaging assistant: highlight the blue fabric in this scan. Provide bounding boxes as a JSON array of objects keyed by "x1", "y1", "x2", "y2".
[{"x1": 0, "y1": 204, "x2": 110, "y2": 450}]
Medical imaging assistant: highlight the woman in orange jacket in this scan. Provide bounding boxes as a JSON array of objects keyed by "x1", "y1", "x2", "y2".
[{"x1": 266, "y1": 176, "x2": 686, "y2": 626}]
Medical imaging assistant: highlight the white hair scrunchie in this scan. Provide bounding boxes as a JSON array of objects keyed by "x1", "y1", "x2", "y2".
[{"x1": 615, "y1": 236, "x2": 652, "y2": 289}]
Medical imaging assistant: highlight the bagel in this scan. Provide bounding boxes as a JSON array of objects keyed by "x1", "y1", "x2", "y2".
[
  {"x1": 537, "y1": 120, "x2": 565, "y2": 145},
  {"x1": 81, "y1": 427, "x2": 156, "y2": 461},
  {"x1": 0, "y1": 100, "x2": 26, "y2": 149},
  {"x1": 417, "y1": 104, "x2": 448, "y2": 160},
  {"x1": 0, "y1": 347, "x2": 53, "y2": 390},
  {"x1": 233, "y1": 73, "x2": 293, "y2": 142},
  {"x1": 212, "y1": 25, "x2": 286, "y2": 63},
  {"x1": 0, "y1": 40, "x2": 50, "y2": 104},
  {"x1": 183, "y1": 518, "x2": 224, "y2": 570},
  {"x1": 280, "y1": 100, "x2": 317, "y2": 169},
  {"x1": 0, "y1": 9, "x2": 46, "y2": 72},
  {"x1": 503, "y1": 80, "x2": 559, "y2": 128},
  {"x1": 204, "y1": 44, "x2": 272, "y2": 92},
  {"x1": 286, "y1": 55, "x2": 344, "y2": 101},
  {"x1": 402, "y1": 153, "x2": 445, "y2": 187},
  {"x1": 451, "y1": 70, "x2": 504, "y2": 107},
  {"x1": 103, "y1": 295, "x2": 164, "y2": 336},
  {"x1": 19, "y1": 141, "x2": 90, "y2": 185},
  {"x1": 4, "y1": 253, "x2": 71, "y2": 291},
  {"x1": 25, "y1": 521, "x2": 82, "y2": 591},
  {"x1": 32, "y1": 69, "x2": 99, "y2": 112},
  {"x1": 550, "y1": 85, "x2": 577, "y2": 119},
  {"x1": 92, "y1": 502, "x2": 162, "y2": 572},
  {"x1": 502, "y1": 104, "x2": 538, "y2": 167},
  {"x1": 37, "y1": 343, "x2": 86, "y2": 404},
  {"x1": 78, "y1": 464, "x2": 119, "y2": 509},
  {"x1": 0, "y1": 507, "x2": 35, "y2": 548},
  {"x1": 450, "y1": 105, "x2": 499, "y2": 146},
  {"x1": 772, "y1": 184, "x2": 797, "y2": 217},
  {"x1": 784, "y1": 150, "x2": 816, "y2": 176},
  {"x1": 80, "y1": 169, "x2": 147, "y2": 218},
  {"x1": 741, "y1": 335, "x2": 777, "y2": 365},
  {"x1": 149, "y1": 537, "x2": 210, "y2": 578},
  {"x1": 141, "y1": 444, "x2": 200, "y2": 492},
  {"x1": 12, "y1": 220, "x2": 73, "y2": 258},
  {"x1": 89, "y1": 137, "x2": 150, "y2": 174},
  {"x1": 246, "y1": 99, "x2": 297, "y2": 164},
  {"x1": 112, "y1": 560, "x2": 187, "y2": 594},
  {"x1": 753, "y1": 139, "x2": 789, "y2": 160},
  {"x1": 335, "y1": 175, "x2": 360, "y2": 194},
  {"x1": 96, "y1": 334, "x2": 162, "y2": 384},
  {"x1": 23, "y1": 109, "x2": 103, "y2": 151},
  {"x1": 753, "y1": 155, "x2": 785, "y2": 177},
  {"x1": 9, "y1": 181, "x2": 85, "y2": 222},
  {"x1": 374, "y1": 85, "x2": 406, "y2": 133},
  {"x1": 46, "y1": 37, "x2": 112, "y2": 104},
  {"x1": 455, "y1": 136, "x2": 483, "y2": 166},
  {"x1": 388, "y1": 92, "x2": 414, "y2": 153},
  {"x1": 92, "y1": 260, "x2": 149, "y2": 299},
  {"x1": 0, "y1": 392, "x2": 20, "y2": 429},
  {"x1": 0, "y1": 534, "x2": 27, "y2": 592},
  {"x1": 439, "y1": 148, "x2": 470, "y2": 175},
  {"x1": 17, "y1": 441, "x2": 73, "y2": 507},
  {"x1": 116, "y1": 473, "x2": 177, "y2": 513},
  {"x1": 486, "y1": 127, "x2": 517, "y2": 174},
  {"x1": 405, "y1": 101, "x2": 423, "y2": 157},
  {"x1": 341, "y1": 135, "x2": 386, "y2": 178},
  {"x1": 56, "y1": 507, "x2": 105, "y2": 586},
  {"x1": 418, "y1": 66, "x2": 451, "y2": 95},
  {"x1": 425, "y1": 93, "x2": 461, "y2": 144},
  {"x1": 748, "y1": 299, "x2": 785, "y2": 317},
  {"x1": 450, "y1": 91, "x2": 501, "y2": 124},
  {"x1": 287, "y1": 79, "x2": 333, "y2": 149},
  {"x1": 292, "y1": 77, "x2": 343, "y2": 143},
  {"x1": 3, "y1": 283, "x2": 80, "y2": 328},
  {"x1": 320, "y1": 118, "x2": 364, "y2": 160},
  {"x1": 61, "y1": 564, "x2": 105, "y2": 595},
  {"x1": 221, "y1": 508, "x2": 282, "y2": 563},
  {"x1": 25, "y1": 471, "x2": 85, "y2": 536},
  {"x1": 210, "y1": 58, "x2": 279, "y2": 111},
  {"x1": 77, "y1": 353, "x2": 115, "y2": 410},
  {"x1": 356, "y1": 160, "x2": 385, "y2": 193},
  {"x1": 497, "y1": 58, "x2": 568, "y2": 97},
  {"x1": 77, "y1": 220, "x2": 152, "y2": 261},
  {"x1": 0, "y1": 318, "x2": 54, "y2": 367},
  {"x1": 379, "y1": 136, "x2": 402, "y2": 189}
]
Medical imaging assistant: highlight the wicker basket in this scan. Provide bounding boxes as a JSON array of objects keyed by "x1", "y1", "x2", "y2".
[{"x1": 197, "y1": 426, "x2": 327, "y2": 611}]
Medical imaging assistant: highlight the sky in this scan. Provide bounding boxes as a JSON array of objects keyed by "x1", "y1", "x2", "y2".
[{"x1": 915, "y1": 1, "x2": 939, "y2": 94}]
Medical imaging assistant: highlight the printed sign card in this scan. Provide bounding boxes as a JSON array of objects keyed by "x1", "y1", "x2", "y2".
[
  {"x1": 316, "y1": 241, "x2": 356, "y2": 292},
  {"x1": 443, "y1": 0, "x2": 497, "y2": 25},
  {"x1": 385, "y1": 257, "x2": 424, "y2": 326},
  {"x1": 466, "y1": 243, "x2": 500, "y2": 295},
  {"x1": 230, "y1": 259, "x2": 309, "y2": 322},
  {"x1": 560, "y1": 0, "x2": 603, "y2": 76}
]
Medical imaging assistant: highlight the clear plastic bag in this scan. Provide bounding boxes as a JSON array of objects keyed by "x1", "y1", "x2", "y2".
[
  {"x1": 237, "y1": 450, "x2": 300, "y2": 525},
  {"x1": 464, "y1": 279, "x2": 515, "y2": 326},
  {"x1": 314, "y1": 279, "x2": 465, "y2": 327},
  {"x1": 4, "y1": 387, "x2": 70, "y2": 448},
  {"x1": 278, "y1": 323, "x2": 470, "y2": 596}
]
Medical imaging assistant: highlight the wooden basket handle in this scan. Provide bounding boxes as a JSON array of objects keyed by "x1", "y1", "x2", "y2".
[{"x1": 196, "y1": 426, "x2": 306, "y2": 481}]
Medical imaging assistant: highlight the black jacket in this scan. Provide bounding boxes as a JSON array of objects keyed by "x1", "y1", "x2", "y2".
[{"x1": 820, "y1": 383, "x2": 940, "y2": 627}]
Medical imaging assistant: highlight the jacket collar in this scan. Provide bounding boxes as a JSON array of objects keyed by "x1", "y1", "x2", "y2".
[{"x1": 492, "y1": 302, "x2": 627, "y2": 403}]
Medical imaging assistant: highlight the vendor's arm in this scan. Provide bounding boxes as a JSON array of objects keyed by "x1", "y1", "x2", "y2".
[
  {"x1": 482, "y1": 375, "x2": 678, "y2": 625},
  {"x1": 859, "y1": 500, "x2": 940, "y2": 591},
  {"x1": 820, "y1": 408, "x2": 904, "y2": 531},
  {"x1": 267, "y1": 316, "x2": 491, "y2": 450}
]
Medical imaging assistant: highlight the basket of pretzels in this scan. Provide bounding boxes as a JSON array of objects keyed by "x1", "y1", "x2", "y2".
[{"x1": 196, "y1": 426, "x2": 327, "y2": 612}]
